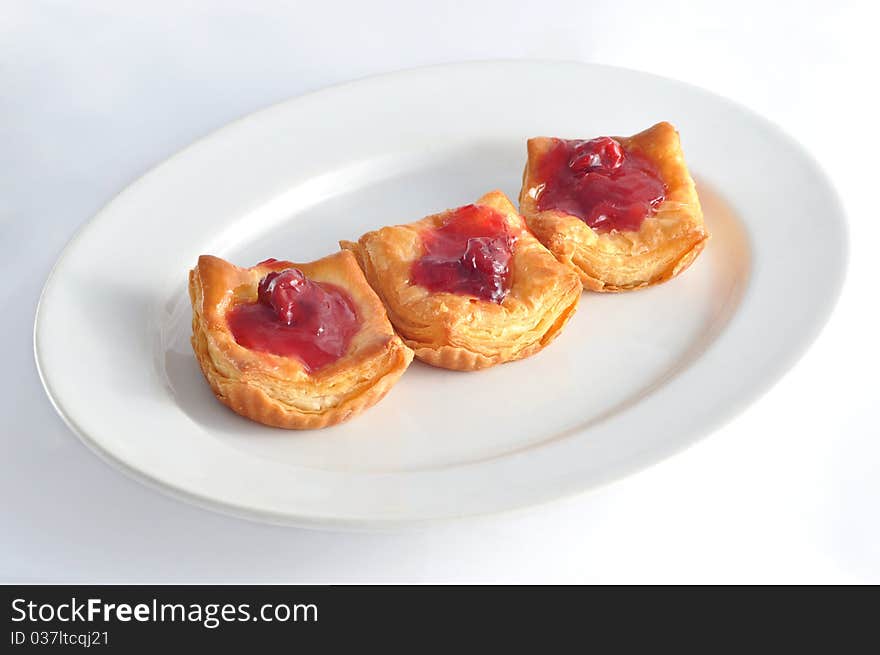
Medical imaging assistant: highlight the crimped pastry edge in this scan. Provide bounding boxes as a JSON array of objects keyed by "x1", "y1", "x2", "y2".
[
  {"x1": 402, "y1": 281, "x2": 580, "y2": 370},
  {"x1": 569, "y1": 233, "x2": 709, "y2": 292},
  {"x1": 192, "y1": 313, "x2": 413, "y2": 429}
]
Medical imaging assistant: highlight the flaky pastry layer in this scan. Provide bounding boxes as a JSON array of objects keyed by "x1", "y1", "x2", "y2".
[
  {"x1": 341, "y1": 190, "x2": 582, "y2": 370},
  {"x1": 519, "y1": 122, "x2": 709, "y2": 292},
  {"x1": 189, "y1": 251, "x2": 413, "y2": 429}
]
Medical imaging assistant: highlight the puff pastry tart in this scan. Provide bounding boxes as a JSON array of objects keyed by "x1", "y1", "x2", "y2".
[
  {"x1": 519, "y1": 122, "x2": 708, "y2": 292},
  {"x1": 340, "y1": 190, "x2": 582, "y2": 371},
  {"x1": 188, "y1": 251, "x2": 413, "y2": 429}
]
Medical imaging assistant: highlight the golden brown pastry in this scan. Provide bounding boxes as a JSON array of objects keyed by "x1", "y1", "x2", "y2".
[
  {"x1": 341, "y1": 190, "x2": 582, "y2": 370},
  {"x1": 189, "y1": 251, "x2": 413, "y2": 429},
  {"x1": 519, "y1": 122, "x2": 708, "y2": 292}
]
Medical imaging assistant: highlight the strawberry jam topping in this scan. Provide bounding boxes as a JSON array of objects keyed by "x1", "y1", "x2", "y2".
[
  {"x1": 227, "y1": 267, "x2": 359, "y2": 372},
  {"x1": 534, "y1": 136, "x2": 667, "y2": 232},
  {"x1": 410, "y1": 204, "x2": 516, "y2": 303}
]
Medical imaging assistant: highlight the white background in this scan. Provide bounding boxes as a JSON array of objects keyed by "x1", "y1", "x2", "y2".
[{"x1": 2, "y1": 1, "x2": 878, "y2": 583}]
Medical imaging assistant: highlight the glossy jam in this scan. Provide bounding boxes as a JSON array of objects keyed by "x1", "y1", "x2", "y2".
[
  {"x1": 410, "y1": 204, "x2": 516, "y2": 303},
  {"x1": 535, "y1": 136, "x2": 667, "y2": 232},
  {"x1": 227, "y1": 268, "x2": 359, "y2": 372}
]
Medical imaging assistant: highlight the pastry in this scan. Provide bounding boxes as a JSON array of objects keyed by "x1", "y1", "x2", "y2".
[
  {"x1": 188, "y1": 251, "x2": 413, "y2": 429},
  {"x1": 341, "y1": 190, "x2": 582, "y2": 370},
  {"x1": 519, "y1": 122, "x2": 708, "y2": 292}
]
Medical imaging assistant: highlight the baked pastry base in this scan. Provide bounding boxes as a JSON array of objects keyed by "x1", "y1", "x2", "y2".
[
  {"x1": 341, "y1": 190, "x2": 582, "y2": 370},
  {"x1": 189, "y1": 251, "x2": 413, "y2": 429},
  {"x1": 519, "y1": 122, "x2": 708, "y2": 292}
]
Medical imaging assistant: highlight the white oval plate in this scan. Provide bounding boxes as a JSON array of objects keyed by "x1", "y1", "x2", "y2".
[{"x1": 35, "y1": 62, "x2": 846, "y2": 528}]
